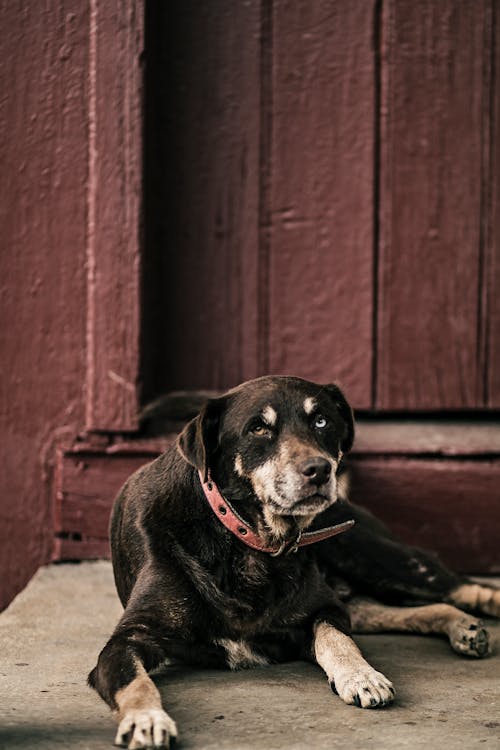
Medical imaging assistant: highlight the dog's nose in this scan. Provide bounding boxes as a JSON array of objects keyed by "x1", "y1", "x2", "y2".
[{"x1": 300, "y1": 457, "x2": 331, "y2": 485}]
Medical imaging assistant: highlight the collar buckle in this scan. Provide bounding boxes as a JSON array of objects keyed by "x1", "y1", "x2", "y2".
[{"x1": 269, "y1": 530, "x2": 303, "y2": 557}]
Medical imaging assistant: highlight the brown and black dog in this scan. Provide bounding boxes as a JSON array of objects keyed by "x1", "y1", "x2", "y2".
[{"x1": 89, "y1": 376, "x2": 500, "y2": 749}]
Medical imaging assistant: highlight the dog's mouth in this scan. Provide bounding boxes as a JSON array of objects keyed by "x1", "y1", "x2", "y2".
[
  {"x1": 268, "y1": 489, "x2": 335, "y2": 516},
  {"x1": 291, "y1": 491, "x2": 333, "y2": 511}
]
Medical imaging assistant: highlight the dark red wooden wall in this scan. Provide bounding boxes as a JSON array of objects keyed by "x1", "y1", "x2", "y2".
[
  {"x1": 1, "y1": 0, "x2": 499, "y2": 611},
  {"x1": 0, "y1": 0, "x2": 143, "y2": 611},
  {"x1": 143, "y1": 0, "x2": 500, "y2": 411},
  {"x1": 378, "y1": 0, "x2": 499, "y2": 410},
  {"x1": 0, "y1": 1, "x2": 89, "y2": 612}
]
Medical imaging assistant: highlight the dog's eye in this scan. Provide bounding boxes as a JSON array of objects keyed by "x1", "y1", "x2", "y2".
[
  {"x1": 314, "y1": 415, "x2": 328, "y2": 429},
  {"x1": 250, "y1": 423, "x2": 272, "y2": 437}
]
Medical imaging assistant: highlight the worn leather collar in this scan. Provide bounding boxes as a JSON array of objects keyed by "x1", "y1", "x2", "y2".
[{"x1": 199, "y1": 470, "x2": 354, "y2": 556}]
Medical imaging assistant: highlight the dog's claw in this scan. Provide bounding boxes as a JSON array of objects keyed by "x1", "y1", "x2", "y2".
[
  {"x1": 331, "y1": 668, "x2": 395, "y2": 709},
  {"x1": 448, "y1": 617, "x2": 491, "y2": 658},
  {"x1": 115, "y1": 709, "x2": 177, "y2": 749}
]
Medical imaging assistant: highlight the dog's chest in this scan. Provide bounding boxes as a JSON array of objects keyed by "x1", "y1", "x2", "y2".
[{"x1": 215, "y1": 550, "x2": 331, "y2": 633}]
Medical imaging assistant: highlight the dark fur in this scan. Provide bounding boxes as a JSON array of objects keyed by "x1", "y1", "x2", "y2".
[{"x1": 89, "y1": 376, "x2": 495, "y2": 744}]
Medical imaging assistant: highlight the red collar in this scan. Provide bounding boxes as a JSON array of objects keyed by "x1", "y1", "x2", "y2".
[{"x1": 199, "y1": 471, "x2": 354, "y2": 556}]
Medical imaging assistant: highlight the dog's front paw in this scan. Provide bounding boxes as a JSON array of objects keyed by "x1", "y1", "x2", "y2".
[
  {"x1": 448, "y1": 617, "x2": 491, "y2": 658},
  {"x1": 330, "y1": 668, "x2": 395, "y2": 709},
  {"x1": 115, "y1": 708, "x2": 177, "y2": 749}
]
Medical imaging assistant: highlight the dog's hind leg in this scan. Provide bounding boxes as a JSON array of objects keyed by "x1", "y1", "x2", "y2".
[
  {"x1": 348, "y1": 597, "x2": 491, "y2": 658},
  {"x1": 447, "y1": 581, "x2": 500, "y2": 618},
  {"x1": 319, "y1": 502, "x2": 471, "y2": 606}
]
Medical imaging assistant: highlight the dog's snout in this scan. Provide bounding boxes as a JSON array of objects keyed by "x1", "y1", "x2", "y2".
[{"x1": 300, "y1": 456, "x2": 331, "y2": 485}]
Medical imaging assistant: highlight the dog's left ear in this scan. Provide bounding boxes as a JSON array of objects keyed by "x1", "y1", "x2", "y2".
[
  {"x1": 177, "y1": 397, "x2": 227, "y2": 481},
  {"x1": 322, "y1": 384, "x2": 355, "y2": 453}
]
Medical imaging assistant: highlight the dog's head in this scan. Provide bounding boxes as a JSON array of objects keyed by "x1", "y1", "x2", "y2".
[{"x1": 177, "y1": 376, "x2": 354, "y2": 527}]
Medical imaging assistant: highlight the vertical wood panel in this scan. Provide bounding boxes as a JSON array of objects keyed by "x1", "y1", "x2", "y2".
[
  {"x1": 377, "y1": 0, "x2": 490, "y2": 410},
  {"x1": 143, "y1": 1, "x2": 261, "y2": 397},
  {"x1": 86, "y1": 0, "x2": 143, "y2": 430},
  {"x1": 0, "y1": 1, "x2": 89, "y2": 609},
  {"x1": 267, "y1": 0, "x2": 376, "y2": 408},
  {"x1": 487, "y1": 3, "x2": 500, "y2": 406}
]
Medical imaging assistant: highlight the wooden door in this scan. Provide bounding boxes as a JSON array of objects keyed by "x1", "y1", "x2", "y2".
[{"x1": 142, "y1": 0, "x2": 500, "y2": 413}]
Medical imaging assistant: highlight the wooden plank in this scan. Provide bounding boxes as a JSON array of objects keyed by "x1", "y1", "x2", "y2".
[
  {"x1": 266, "y1": 1, "x2": 376, "y2": 409},
  {"x1": 86, "y1": 0, "x2": 143, "y2": 430},
  {"x1": 141, "y1": 1, "x2": 261, "y2": 399},
  {"x1": 354, "y1": 419, "x2": 500, "y2": 456},
  {"x1": 54, "y1": 452, "x2": 153, "y2": 540},
  {"x1": 377, "y1": 0, "x2": 489, "y2": 409},
  {"x1": 0, "y1": 2, "x2": 90, "y2": 610},
  {"x1": 487, "y1": 3, "x2": 500, "y2": 406},
  {"x1": 53, "y1": 450, "x2": 154, "y2": 562},
  {"x1": 351, "y1": 458, "x2": 500, "y2": 574}
]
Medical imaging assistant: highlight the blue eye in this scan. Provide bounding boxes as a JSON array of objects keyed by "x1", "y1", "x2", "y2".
[{"x1": 314, "y1": 415, "x2": 327, "y2": 429}]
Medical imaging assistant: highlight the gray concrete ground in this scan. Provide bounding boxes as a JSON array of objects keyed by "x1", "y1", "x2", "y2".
[{"x1": 0, "y1": 562, "x2": 499, "y2": 750}]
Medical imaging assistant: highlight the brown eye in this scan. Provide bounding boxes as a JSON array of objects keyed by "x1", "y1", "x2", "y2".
[{"x1": 251, "y1": 423, "x2": 272, "y2": 437}]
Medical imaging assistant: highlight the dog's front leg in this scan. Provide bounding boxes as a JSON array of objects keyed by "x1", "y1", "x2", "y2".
[
  {"x1": 89, "y1": 628, "x2": 177, "y2": 749},
  {"x1": 313, "y1": 620, "x2": 394, "y2": 708},
  {"x1": 114, "y1": 662, "x2": 176, "y2": 749}
]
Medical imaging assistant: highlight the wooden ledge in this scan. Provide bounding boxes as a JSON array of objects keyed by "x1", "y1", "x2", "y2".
[{"x1": 353, "y1": 419, "x2": 500, "y2": 457}]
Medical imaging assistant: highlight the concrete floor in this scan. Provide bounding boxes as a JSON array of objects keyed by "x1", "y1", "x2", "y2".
[{"x1": 0, "y1": 562, "x2": 499, "y2": 750}]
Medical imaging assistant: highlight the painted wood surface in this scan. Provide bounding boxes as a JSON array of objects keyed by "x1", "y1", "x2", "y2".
[
  {"x1": 350, "y1": 458, "x2": 500, "y2": 574},
  {"x1": 86, "y1": 0, "x2": 143, "y2": 430},
  {"x1": 141, "y1": 0, "x2": 498, "y2": 413},
  {"x1": 266, "y1": 0, "x2": 376, "y2": 408},
  {"x1": 54, "y1": 453, "x2": 148, "y2": 560},
  {"x1": 487, "y1": 4, "x2": 500, "y2": 407},
  {"x1": 141, "y1": 1, "x2": 261, "y2": 399},
  {"x1": 54, "y1": 429, "x2": 500, "y2": 573},
  {"x1": 354, "y1": 420, "x2": 500, "y2": 456},
  {"x1": 377, "y1": 0, "x2": 491, "y2": 409},
  {"x1": 0, "y1": 2, "x2": 89, "y2": 610}
]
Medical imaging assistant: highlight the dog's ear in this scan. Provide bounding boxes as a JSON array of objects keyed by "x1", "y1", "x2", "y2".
[
  {"x1": 322, "y1": 384, "x2": 355, "y2": 453},
  {"x1": 177, "y1": 397, "x2": 227, "y2": 481}
]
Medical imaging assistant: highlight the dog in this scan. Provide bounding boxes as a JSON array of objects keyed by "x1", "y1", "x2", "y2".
[{"x1": 89, "y1": 375, "x2": 500, "y2": 749}]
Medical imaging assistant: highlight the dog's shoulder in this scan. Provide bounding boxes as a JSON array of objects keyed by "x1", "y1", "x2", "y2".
[{"x1": 113, "y1": 446, "x2": 191, "y2": 521}]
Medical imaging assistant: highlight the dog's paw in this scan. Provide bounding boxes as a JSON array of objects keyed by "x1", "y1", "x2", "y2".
[
  {"x1": 448, "y1": 617, "x2": 491, "y2": 658},
  {"x1": 475, "y1": 587, "x2": 500, "y2": 618},
  {"x1": 115, "y1": 708, "x2": 177, "y2": 749},
  {"x1": 330, "y1": 668, "x2": 395, "y2": 708},
  {"x1": 451, "y1": 583, "x2": 500, "y2": 618}
]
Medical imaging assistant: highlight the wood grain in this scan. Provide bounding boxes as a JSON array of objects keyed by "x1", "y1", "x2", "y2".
[
  {"x1": 487, "y1": 3, "x2": 500, "y2": 406},
  {"x1": 141, "y1": 1, "x2": 261, "y2": 398},
  {"x1": 266, "y1": 0, "x2": 376, "y2": 408},
  {"x1": 351, "y1": 458, "x2": 500, "y2": 573},
  {"x1": 54, "y1": 453, "x2": 151, "y2": 540},
  {"x1": 354, "y1": 419, "x2": 500, "y2": 456},
  {"x1": 0, "y1": 2, "x2": 89, "y2": 610},
  {"x1": 86, "y1": 0, "x2": 143, "y2": 430},
  {"x1": 377, "y1": 0, "x2": 490, "y2": 409}
]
